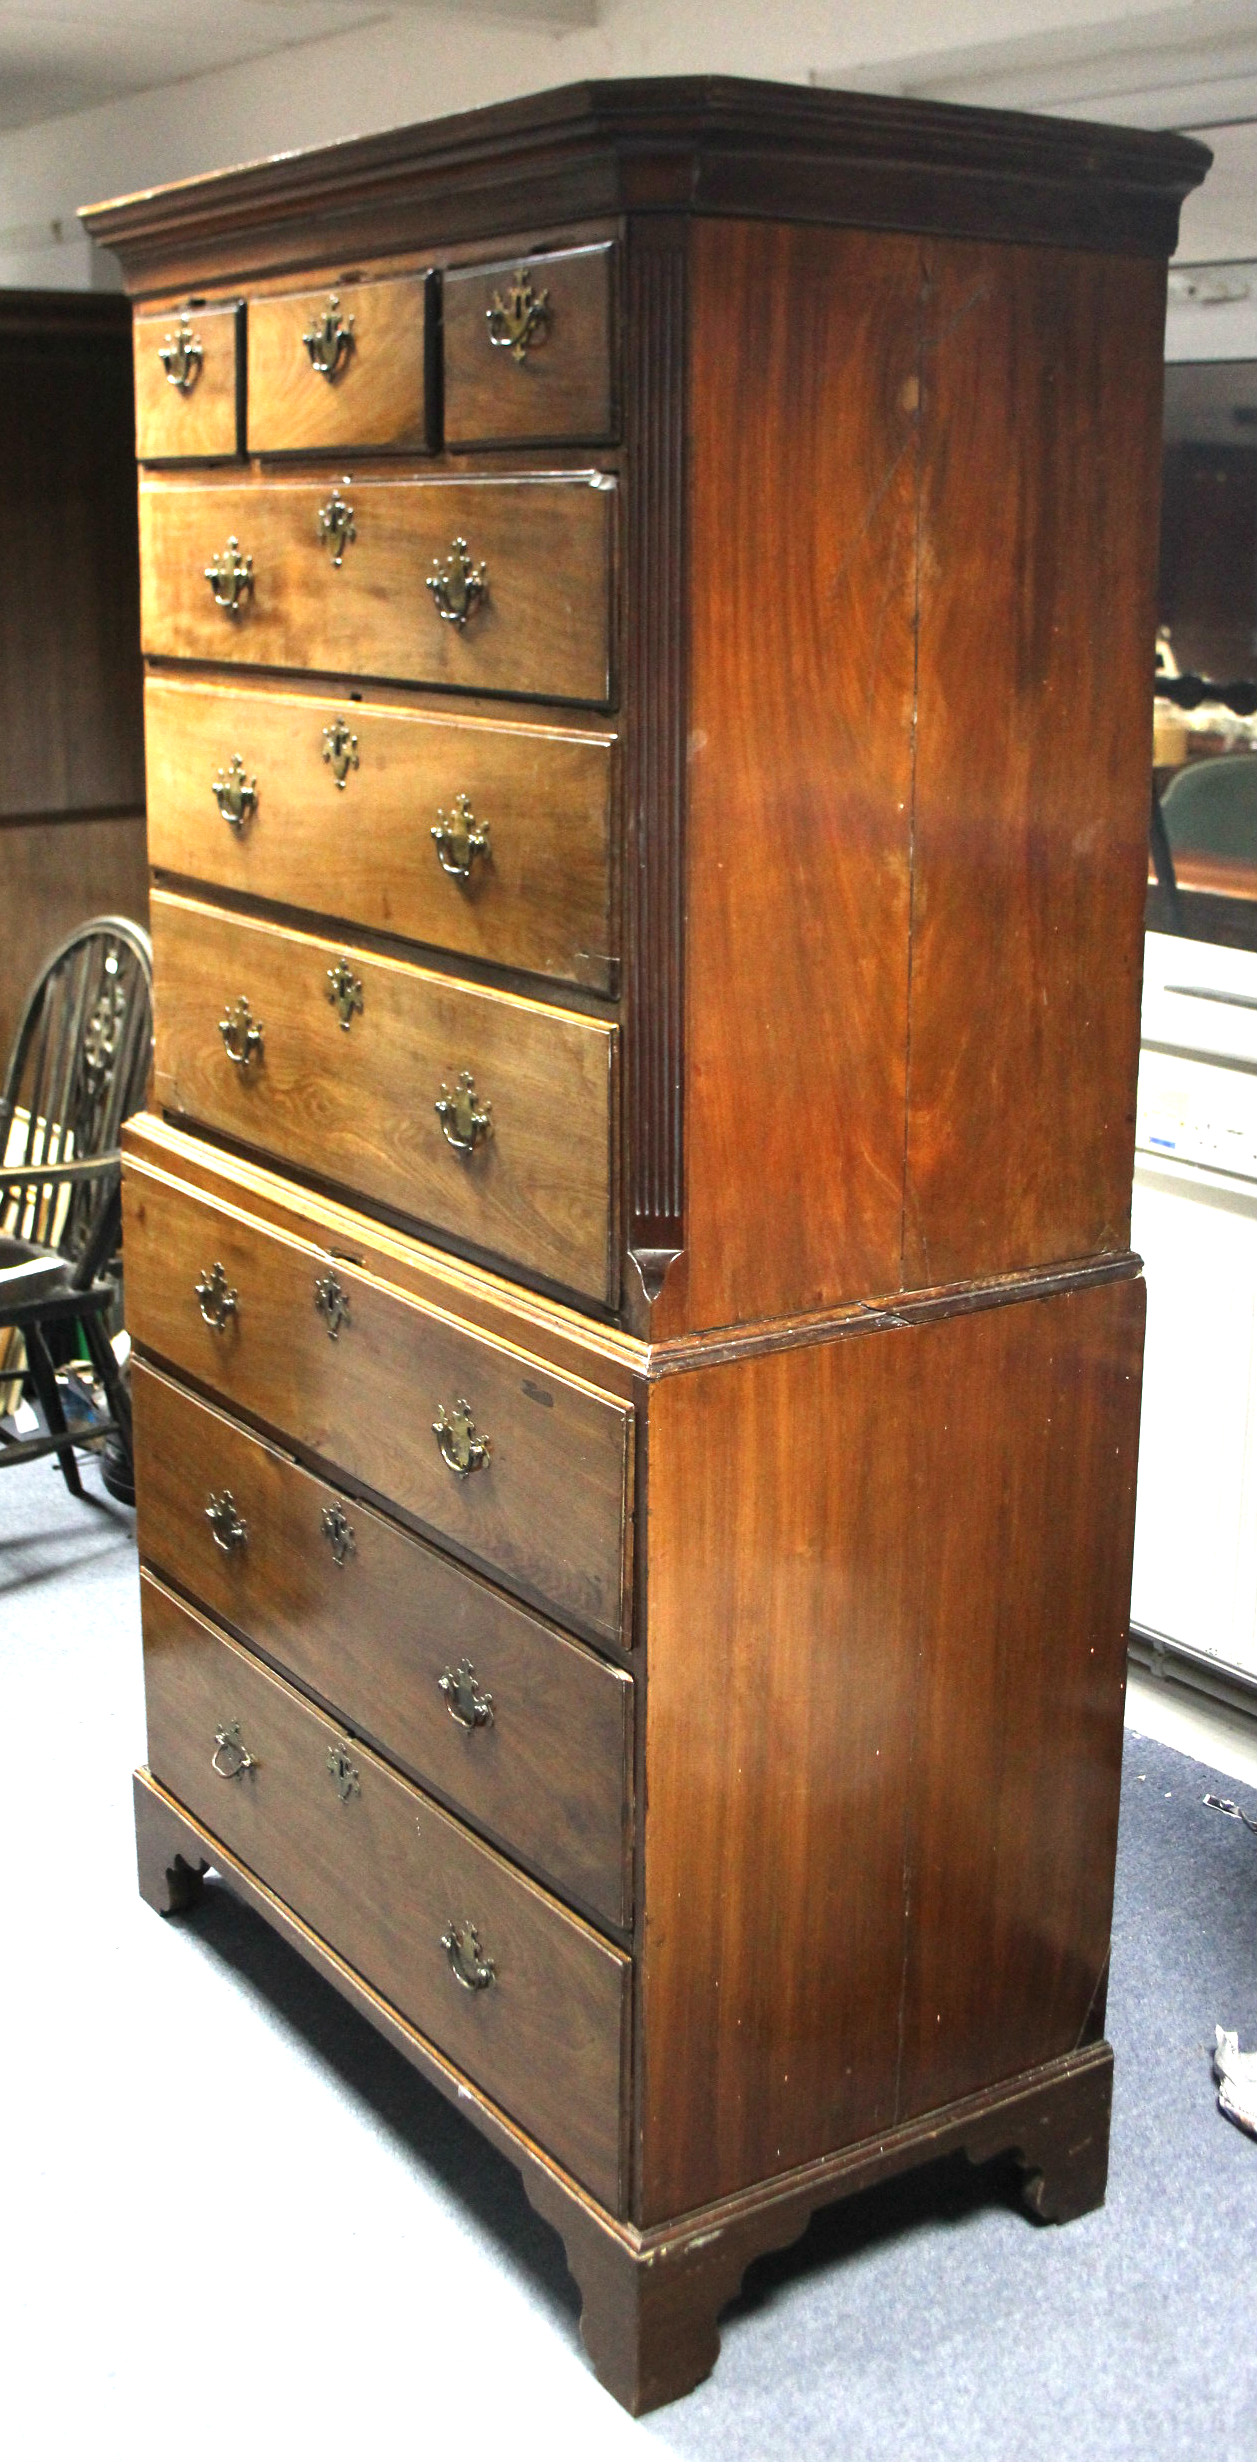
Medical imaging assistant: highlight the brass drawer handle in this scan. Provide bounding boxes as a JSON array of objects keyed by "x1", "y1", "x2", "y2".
[
  {"x1": 212, "y1": 1720, "x2": 254, "y2": 1780},
  {"x1": 486, "y1": 269, "x2": 550, "y2": 361},
  {"x1": 435, "y1": 1069, "x2": 491, "y2": 1153},
  {"x1": 205, "y1": 536, "x2": 253, "y2": 614},
  {"x1": 314, "y1": 1271, "x2": 351, "y2": 1339},
  {"x1": 433, "y1": 1398, "x2": 490, "y2": 1478},
  {"x1": 219, "y1": 994, "x2": 263, "y2": 1068},
  {"x1": 195, "y1": 1261, "x2": 238, "y2": 1331},
  {"x1": 317, "y1": 488, "x2": 355, "y2": 567},
  {"x1": 325, "y1": 956, "x2": 363, "y2": 1030},
  {"x1": 322, "y1": 717, "x2": 359, "y2": 788},
  {"x1": 212, "y1": 753, "x2": 257, "y2": 834},
  {"x1": 304, "y1": 292, "x2": 354, "y2": 381},
  {"x1": 442, "y1": 1916, "x2": 496, "y2": 1992},
  {"x1": 432, "y1": 795, "x2": 490, "y2": 882},
  {"x1": 321, "y1": 1503, "x2": 356, "y2": 1565},
  {"x1": 427, "y1": 538, "x2": 487, "y2": 630},
  {"x1": 160, "y1": 313, "x2": 202, "y2": 392},
  {"x1": 327, "y1": 1741, "x2": 360, "y2": 1802},
  {"x1": 206, "y1": 1489, "x2": 248, "y2": 1553},
  {"x1": 439, "y1": 1656, "x2": 494, "y2": 1730}
]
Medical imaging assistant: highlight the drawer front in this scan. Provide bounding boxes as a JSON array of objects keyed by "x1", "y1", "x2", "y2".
[
  {"x1": 145, "y1": 676, "x2": 616, "y2": 994},
  {"x1": 123, "y1": 1162, "x2": 632, "y2": 1646},
  {"x1": 139, "y1": 473, "x2": 615, "y2": 706},
  {"x1": 151, "y1": 891, "x2": 616, "y2": 1304},
  {"x1": 247, "y1": 273, "x2": 434, "y2": 455},
  {"x1": 141, "y1": 1574, "x2": 628, "y2": 2206},
  {"x1": 444, "y1": 244, "x2": 615, "y2": 447},
  {"x1": 134, "y1": 1363, "x2": 634, "y2": 1926},
  {"x1": 134, "y1": 303, "x2": 242, "y2": 462}
]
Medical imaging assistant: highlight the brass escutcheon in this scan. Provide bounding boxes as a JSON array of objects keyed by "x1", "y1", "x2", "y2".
[
  {"x1": 431, "y1": 794, "x2": 490, "y2": 883},
  {"x1": 195, "y1": 1261, "x2": 238, "y2": 1332},
  {"x1": 442, "y1": 1916, "x2": 496, "y2": 1991},
  {"x1": 322, "y1": 717, "x2": 359, "y2": 788},
  {"x1": 486, "y1": 269, "x2": 550, "y2": 361},
  {"x1": 325, "y1": 956, "x2": 363, "y2": 1030},
  {"x1": 314, "y1": 1271, "x2": 351, "y2": 1339},
  {"x1": 327, "y1": 1742, "x2": 360, "y2": 1802},
  {"x1": 212, "y1": 753, "x2": 257, "y2": 833},
  {"x1": 435, "y1": 1069, "x2": 491, "y2": 1153},
  {"x1": 426, "y1": 538, "x2": 487, "y2": 629},
  {"x1": 211, "y1": 1720, "x2": 255, "y2": 1780},
  {"x1": 320, "y1": 1503, "x2": 356, "y2": 1566},
  {"x1": 438, "y1": 1656, "x2": 494, "y2": 1731},
  {"x1": 317, "y1": 488, "x2": 356, "y2": 566},
  {"x1": 303, "y1": 293, "x2": 355, "y2": 380},
  {"x1": 206, "y1": 1489, "x2": 248, "y2": 1553},
  {"x1": 160, "y1": 313, "x2": 203, "y2": 392},
  {"x1": 219, "y1": 994, "x2": 263, "y2": 1068},
  {"x1": 205, "y1": 537, "x2": 253, "y2": 614},
  {"x1": 432, "y1": 1398, "x2": 491, "y2": 1479}
]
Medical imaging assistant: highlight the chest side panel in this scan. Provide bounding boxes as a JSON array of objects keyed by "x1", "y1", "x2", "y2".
[{"x1": 903, "y1": 240, "x2": 1166, "y2": 1288}]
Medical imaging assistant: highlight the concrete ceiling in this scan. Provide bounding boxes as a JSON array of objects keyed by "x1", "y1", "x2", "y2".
[{"x1": 0, "y1": 0, "x2": 593, "y2": 136}]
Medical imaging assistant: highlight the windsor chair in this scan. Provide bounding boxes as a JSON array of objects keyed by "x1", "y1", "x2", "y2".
[{"x1": 0, "y1": 917, "x2": 153, "y2": 1498}]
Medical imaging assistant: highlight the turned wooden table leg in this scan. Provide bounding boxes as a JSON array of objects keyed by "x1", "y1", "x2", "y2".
[{"x1": 134, "y1": 1771, "x2": 208, "y2": 1916}]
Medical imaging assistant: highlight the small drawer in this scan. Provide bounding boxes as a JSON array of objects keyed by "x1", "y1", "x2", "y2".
[
  {"x1": 141, "y1": 1574, "x2": 629, "y2": 2207},
  {"x1": 134, "y1": 1363, "x2": 634, "y2": 1927},
  {"x1": 150, "y1": 889, "x2": 616, "y2": 1305},
  {"x1": 247, "y1": 273, "x2": 434, "y2": 455},
  {"x1": 133, "y1": 302, "x2": 242, "y2": 462},
  {"x1": 443, "y1": 243, "x2": 615, "y2": 447},
  {"x1": 139, "y1": 471, "x2": 615, "y2": 707},
  {"x1": 122, "y1": 1158, "x2": 632, "y2": 1646},
  {"x1": 145, "y1": 675, "x2": 616, "y2": 995}
]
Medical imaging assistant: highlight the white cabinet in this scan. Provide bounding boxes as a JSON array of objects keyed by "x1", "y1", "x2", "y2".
[{"x1": 1130, "y1": 1153, "x2": 1257, "y2": 1678}]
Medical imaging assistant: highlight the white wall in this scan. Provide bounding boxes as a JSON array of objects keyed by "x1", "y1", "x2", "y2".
[{"x1": 0, "y1": 0, "x2": 1223, "y2": 292}]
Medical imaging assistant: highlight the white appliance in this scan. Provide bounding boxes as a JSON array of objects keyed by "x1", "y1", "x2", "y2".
[{"x1": 1131, "y1": 929, "x2": 1257, "y2": 1687}]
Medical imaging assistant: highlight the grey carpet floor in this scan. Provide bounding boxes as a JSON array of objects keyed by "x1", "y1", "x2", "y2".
[{"x1": 2, "y1": 1449, "x2": 1254, "y2": 2462}]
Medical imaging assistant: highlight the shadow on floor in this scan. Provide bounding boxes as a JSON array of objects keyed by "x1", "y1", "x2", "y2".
[{"x1": 173, "y1": 1873, "x2": 1028, "y2": 2357}]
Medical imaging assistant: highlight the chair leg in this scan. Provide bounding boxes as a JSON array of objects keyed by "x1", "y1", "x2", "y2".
[
  {"x1": 23, "y1": 1325, "x2": 84, "y2": 1499},
  {"x1": 80, "y1": 1311, "x2": 132, "y2": 1475}
]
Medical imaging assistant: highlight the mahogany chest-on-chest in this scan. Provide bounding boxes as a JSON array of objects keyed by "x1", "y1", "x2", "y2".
[{"x1": 83, "y1": 79, "x2": 1207, "y2": 2412}]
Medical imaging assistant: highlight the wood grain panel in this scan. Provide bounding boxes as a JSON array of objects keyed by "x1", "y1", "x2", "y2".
[
  {"x1": 639, "y1": 1276, "x2": 1141, "y2": 2219},
  {"x1": 133, "y1": 302, "x2": 241, "y2": 461},
  {"x1": 444, "y1": 243, "x2": 614, "y2": 446},
  {"x1": 150, "y1": 890, "x2": 616, "y2": 1305},
  {"x1": 0, "y1": 812, "x2": 148, "y2": 1066},
  {"x1": 139, "y1": 471, "x2": 615, "y2": 706},
  {"x1": 0, "y1": 295, "x2": 144, "y2": 820},
  {"x1": 247, "y1": 272, "x2": 432, "y2": 455},
  {"x1": 134, "y1": 1361, "x2": 634, "y2": 1926},
  {"x1": 122, "y1": 1158, "x2": 632, "y2": 1645},
  {"x1": 666, "y1": 219, "x2": 918, "y2": 1335},
  {"x1": 902, "y1": 241, "x2": 1167, "y2": 1289},
  {"x1": 144, "y1": 674, "x2": 615, "y2": 993},
  {"x1": 141, "y1": 1574, "x2": 629, "y2": 2205},
  {"x1": 895, "y1": 1277, "x2": 1144, "y2": 2119},
  {"x1": 639, "y1": 1316, "x2": 925, "y2": 2220}
]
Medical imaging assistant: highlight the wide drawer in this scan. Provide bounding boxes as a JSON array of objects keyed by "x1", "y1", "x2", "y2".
[
  {"x1": 122, "y1": 1159, "x2": 632, "y2": 1646},
  {"x1": 134, "y1": 1362, "x2": 634, "y2": 1926},
  {"x1": 145, "y1": 675, "x2": 616, "y2": 994},
  {"x1": 443, "y1": 243, "x2": 615, "y2": 447},
  {"x1": 151, "y1": 890, "x2": 616, "y2": 1304},
  {"x1": 247, "y1": 273, "x2": 434, "y2": 455},
  {"x1": 139, "y1": 472, "x2": 615, "y2": 705},
  {"x1": 133, "y1": 302, "x2": 242, "y2": 462},
  {"x1": 141, "y1": 1573, "x2": 628, "y2": 2206}
]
